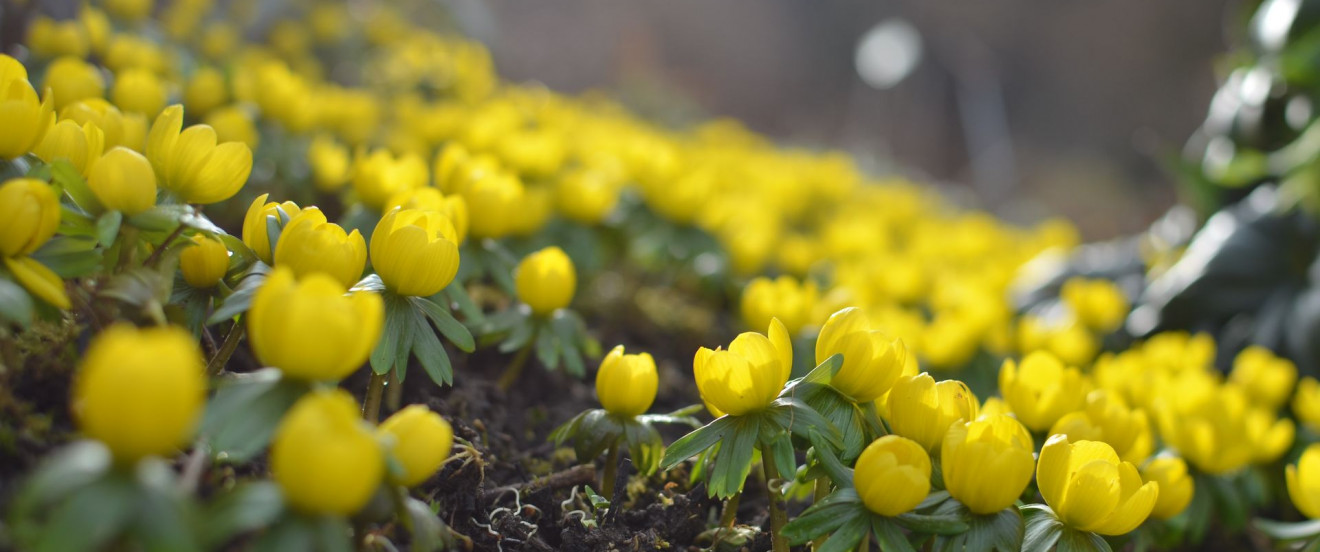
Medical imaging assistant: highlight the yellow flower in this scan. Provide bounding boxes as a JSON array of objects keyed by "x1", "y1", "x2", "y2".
[
  {"x1": 308, "y1": 135, "x2": 351, "y2": 192},
  {"x1": 1246, "y1": 407, "x2": 1294, "y2": 465},
  {"x1": 120, "y1": 112, "x2": 148, "y2": 152},
  {"x1": 370, "y1": 208, "x2": 461, "y2": 297},
  {"x1": 1294, "y1": 377, "x2": 1320, "y2": 432},
  {"x1": 351, "y1": 149, "x2": 428, "y2": 210},
  {"x1": 79, "y1": 7, "x2": 111, "y2": 55},
  {"x1": 247, "y1": 267, "x2": 383, "y2": 381},
  {"x1": 815, "y1": 307, "x2": 907, "y2": 403},
  {"x1": 1037, "y1": 435, "x2": 1159, "y2": 536},
  {"x1": 998, "y1": 351, "x2": 1086, "y2": 432},
  {"x1": 507, "y1": 184, "x2": 554, "y2": 238},
  {"x1": 0, "y1": 62, "x2": 55, "y2": 159},
  {"x1": 0, "y1": 178, "x2": 61, "y2": 257},
  {"x1": 1060, "y1": 278, "x2": 1129, "y2": 333},
  {"x1": 595, "y1": 345, "x2": 658, "y2": 417},
  {"x1": 693, "y1": 319, "x2": 792, "y2": 416},
  {"x1": 110, "y1": 68, "x2": 167, "y2": 116},
  {"x1": 1288, "y1": 444, "x2": 1320, "y2": 519},
  {"x1": 888, "y1": 373, "x2": 979, "y2": 452},
  {"x1": 242, "y1": 193, "x2": 303, "y2": 265},
  {"x1": 43, "y1": 56, "x2": 105, "y2": 111},
  {"x1": 462, "y1": 170, "x2": 525, "y2": 240},
  {"x1": 384, "y1": 188, "x2": 469, "y2": 244},
  {"x1": 515, "y1": 246, "x2": 576, "y2": 316},
  {"x1": 71, "y1": 324, "x2": 205, "y2": 463},
  {"x1": 179, "y1": 234, "x2": 229, "y2": 288},
  {"x1": 1229, "y1": 345, "x2": 1297, "y2": 409},
  {"x1": 378, "y1": 405, "x2": 454, "y2": 487},
  {"x1": 105, "y1": 0, "x2": 154, "y2": 21},
  {"x1": 146, "y1": 105, "x2": 252, "y2": 204},
  {"x1": 203, "y1": 105, "x2": 259, "y2": 150},
  {"x1": 61, "y1": 98, "x2": 130, "y2": 150},
  {"x1": 273, "y1": 208, "x2": 367, "y2": 289},
  {"x1": 854, "y1": 436, "x2": 931, "y2": 517},
  {"x1": 270, "y1": 389, "x2": 384, "y2": 516},
  {"x1": 1143, "y1": 455, "x2": 1194, "y2": 520},
  {"x1": 26, "y1": 16, "x2": 90, "y2": 59},
  {"x1": 183, "y1": 67, "x2": 228, "y2": 117},
  {"x1": 554, "y1": 168, "x2": 620, "y2": 224},
  {"x1": 32, "y1": 119, "x2": 105, "y2": 176},
  {"x1": 1156, "y1": 383, "x2": 1283, "y2": 474},
  {"x1": 1048, "y1": 390, "x2": 1153, "y2": 464},
  {"x1": 87, "y1": 146, "x2": 156, "y2": 215},
  {"x1": 941, "y1": 414, "x2": 1035, "y2": 515},
  {"x1": 740, "y1": 275, "x2": 818, "y2": 335},
  {"x1": 979, "y1": 397, "x2": 1012, "y2": 419},
  {"x1": 4, "y1": 256, "x2": 71, "y2": 309}
]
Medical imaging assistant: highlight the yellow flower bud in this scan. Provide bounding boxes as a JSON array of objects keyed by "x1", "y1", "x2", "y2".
[
  {"x1": 369, "y1": 208, "x2": 461, "y2": 297},
  {"x1": 0, "y1": 178, "x2": 61, "y2": 257},
  {"x1": 351, "y1": 149, "x2": 428, "y2": 210},
  {"x1": 241, "y1": 194, "x2": 303, "y2": 265},
  {"x1": 888, "y1": 374, "x2": 979, "y2": 452},
  {"x1": 1295, "y1": 377, "x2": 1320, "y2": 432},
  {"x1": 740, "y1": 276, "x2": 818, "y2": 336},
  {"x1": 1246, "y1": 407, "x2": 1294, "y2": 465},
  {"x1": 694, "y1": 319, "x2": 792, "y2": 416},
  {"x1": 270, "y1": 389, "x2": 384, "y2": 516},
  {"x1": 998, "y1": 351, "x2": 1086, "y2": 432},
  {"x1": 1060, "y1": 278, "x2": 1129, "y2": 333},
  {"x1": 103, "y1": 35, "x2": 168, "y2": 75},
  {"x1": 199, "y1": 23, "x2": 239, "y2": 61},
  {"x1": 86, "y1": 146, "x2": 156, "y2": 215},
  {"x1": 273, "y1": 208, "x2": 367, "y2": 288},
  {"x1": 121, "y1": 112, "x2": 148, "y2": 152},
  {"x1": 33, "y1": 119, "x2": 105, "y2": 176},
  {"x1": 179, "y1": 234, "x2": 229, "y2": 288},
  {"x1": 203, "y1": 105, "x2": 259, "y2": 150},
  {"x1": 43, "y1": 56, "x2": 105, "y2": 111},
  {"x1": 183, "y1": 67, "x2": 228, "y2": 118},
  {"x1": 27, "y1": 17, "x2": 90, "y2": 59},
  {"x1": 1048, "y1": 390, "x2": 1153, "y2": 464},
  {"x1": 497, "y1": 128, "x2": 566, "y2": 179},
  {"x1": 1143, "y1": 455, "x2": 1193, "y2": 520},
  {"x1": 595, "y1": 345, "x2": 658, "y2": 417},
  {"x1": 308, "y1": 135, "x2": 351, "y2": 192},
  {"x1": 80, "y1": 7, "x2": 112, "y2": 55},
  {"x1": 1037, "y1": 435, "x2": 1159, "y2": 535},
  {"x1": 146, "y1": 105, "x2": 253, "y2": 204},
  {"x1": 1289, "y1": 444, "x2": 1320, "y2": 519},
  {"x1": 105, "y1": 0, "x2": 154, "y2": 21},
  {"x1": 515, "y1": 246, "x2": 576, "y2": 316},
  {"x1": 61, "y1": 98, "x2": 128, "y2": 149},
  {"x1": 816, "y1": 307, "x2": 907, "y2": 403},
  {"x1": 72, "y1": 324, "x2": 205, "y2": 462},
  {"x1": 434, "y1": 143, "x2": 474, "y2": 194},
  {"x1": 941, "y1": 414, "x2": 1035, "y2": 515},
  {"x1": 248, "y1": 267, "x2": 383, "y2": 381},
  {"x1": 854, "y1": 436, "x2": 931, "y2": 517},
  {"x1": 110, "y1": 68, "x2": 167, "y2": 117},
  {"x1": 0, "y1": 58, "x2": 56, "y2": 159},
  {"x1": 4, "y1": 255, "x2": 70, "y2": 308},
  {"x1": 378, "y1": 405, "x2": 454, "y2": 487},
  {"x1": 463, "y1": 170, "x2": 524, "y2": 240},
  {"x1": 508, "y1": 184, "x2": 554, "y2": 238},
  {"x1": 1229, "y1": 345, "x2": 1297, "y2": 409},
  {"x1": 385, "y1": 188, "x2": 469, "y2": 245},
  {"x1": 555, "y1": 168, "x2": 620, "y2": 224}
]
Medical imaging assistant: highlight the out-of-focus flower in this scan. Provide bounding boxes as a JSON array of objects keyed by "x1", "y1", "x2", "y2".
[
  {"x1": 1048, "y1": 390, "x2": 1153, "y2": 464},
  {"x1": 941, "y1": 414, "x2": 1035, "y2": 514},
  {"x1": 1229, "y1": 345, "x2": 1297, "y2": 409},
  {"x1": 555, "y1": 168, "x2": 620, "y2": 224},
  {"x1": 146, "y1": 105, "x2": 252, "y2": 204},
  {"x1": 595, "y1": 345, "x2": 658, "y2": 417},
  {"x1": 248, "y1": 267, "x2": 383, "y2": 381},
  {"x1": 1143, "y1": 455, "x2": 1194, "y2": 520},
  {"x1": 378, "y1": 405, "x2": 454, "y2": 487},
  {"x1": 179, "y1": 234, "x2": 229, "y2": 288},
  {"x1": 515, "y1": 246, "x2": 576, "y2": 316},
  {"x1": 61, "y1": 98, "x2": 128, "y2": 150},
  {"x1": 110, "y1": 68, "x2": 167, "y2": 116},
  {"x1": 32, "y1": 119, "x2": 105, "y2": 175},
  {"x1": 352, "y1": 149, "x2": 428, "y2": 210},
  {"x1": 270, "y1": 389, "x2": 384, "y2": 515},
  {"x1": 740, "y1": 275, "x2": 818, "y2": 335},
  {"x1": 1295, "y1": 377, "x2": 1320, "y2": 432},
  {"x1": 183, "y1": 67, "x2": 228, "y2": 117},
  {"x1": 44, "y1": 56, "x2": 105, "y2": 111},
  {"x1": 694, "y1": 319, "x2": 792, "y2": 416},
  {"x1": 463, "y1": 170, "x2": 524, "y2": 240},
  {"x1": 816, "y1": 307, "x2": 907, "y2": 403},
  {"x1": 888, "y1": 373, "x2": 978, "y2": 452},
  {"x1": 0, "y1": 57, "x2": 55, "y2": 160},
  {"x1": 854, "y1": 436, "x2": 931, "y2": 517},
  {"x1": 0, "y1": 178, "x2": 61, "y2": 257},
  {"x1": 370, "y1": 208, "x2": 460, "y2": 297},
  {"x1": 27, "y1": 16, "x2": 90, "y2": 59},
  {"x1": 1037, "y1": 435, "x2": 1158, "y2": 535},
  {"x1": 308, "y1": 135, "x2": 350, "y2": 192},
  {"x1": 273, "y1": 208, "x2": 367, "y2": 288},
  {"x1": 1060, "y1": 278, "x2": 1129, "y2": 333},
  {"x1": 998, "y1": 351, "x2": 1086, "y2": 432},
  {"x1": 105, "y1": 0, "x2": 154, "y2": 21},
  {"x1": 203, "y1": 105, "x2": 259, "y2": 150}
]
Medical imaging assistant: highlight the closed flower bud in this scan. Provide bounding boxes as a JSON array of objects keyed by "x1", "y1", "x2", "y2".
[
  {"x1": 203, "y1": 105, "x2": 259, "y2": 149},
  {"x1": 27, "y1": 17, "x2": 90, "y2": 59},
  {"x1": 1048, "y1": 390, "x2": 1153, "y2": 464},
  {"x1": 180, "y1": 234, "x2": 229, "y2": 288},
  {"x1": 80, "y1": 7, "x2": 112, "y2": 54},
  {"x1": 183, "y1": 67, "x2": 228, "y2": 117},
  {"x1": 1037, "y1": 435, "x2": 1159, "y2": 536},
  {"x1": 1060, "y1": 278, "x2": 1129, "y2": 333},
  {"x1": 463, "y1": 170, "x2": 524, "y2": 239},
  {"x1": 242, "y1": 193, "x2": 303, "y2": 265},
  {"x1": 385, "y1": 188, "x2": 469, "y2": 244},
  {"x1": 0, "y1": 57, "x2": 56, "y2": 159},
  {"x1": 555, "y1": 168, "x2": 620, "y2": 224},
  {"x1": 248, "y1": 267, "x2": 383, "y2": 381},
  {"x1": 44, "y1": 57, "x2": 105, "y2": 111},
  {"x1": 941, "y1": 414, "x2": 1035, "y2": 515},
  {"x1": 740, "y1": 275, "x2": 817, "y2": 335},
  {"x1": 854, "y1": 436, "x2": 931, "y2": 517},
  {"x1": 274, "y1": 208, "x2": 367, "y2": 289},
  {"x1": 694, "y1": 319, "x2": 792, "y2": 416},
  {"x1": 433, "y1": 143, "x2": 473, "y2": 194},
  {"x1": 309, "y1": 135, "x2": 350, "y2": 192},
  {"x1": 370, "y1": 208, "x2": 460, "y2": 297},
  {"x1": 508, "y1": 184, "x2": 554, "y2": 238},
  {"x1": 4, "y1": 255, "x2": 71, "y2": 309},
  {"x1": 86, "y1": 146, "x2": 156, "y2": 215},
  {"x1": 1143, "y1": 455, "x2": 1194, "y2": 520},
  {"x1": 998, "y1": 351, "x2": 1086, "y2": 432},
  {"x1": 888, "y1": 373, "x2": 979, "y2": 452},
  {"x1": 816, "y1": 307, "x2": 907, "y2": 403},
  {"x1": 146, "y1": 104, "x2": 253, "y2": 204},
  {"x1": 378, "y1": 405, "x2": 454, "y2": 487},
  {"x1": 1289, "y1": 444, "x2": 1320, "y2": 519},
  {"x1": 32, "y1": 119, "x2": 105, "y2": 176},
  {"x1": 72, "y1": 324, "x2": 205, "y2": 462},
  {"x1": 515, "y1": 246, "x2": 576, "y2": 316},
  {"x1": 270, "y1": 389, "x2": 384, "y2": 516},
  {"x1": 0, "y1": 178, "x2": 61, "y2": 257},
  {"x1": 595, "y1": 345, "x2": 658, "y2": 417},
  {"x1": 61, "y1": 98, "x2": 129, "y2": 150},
  {"x1": 110, "y1": 68, "x2": 167, "y2": 116},
  {"x1": 1294, "y1": 377, "x2": 1320, "y2": 432},
  {"x1": 1229, "y1": 345, "x2": 1297, "y2": 409},
  {"x1": 351, "y1": 149, "x2": 428, "y2": 210}
]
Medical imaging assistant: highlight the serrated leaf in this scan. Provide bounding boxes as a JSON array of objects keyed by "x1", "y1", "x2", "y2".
[
  {"x1": 897, "y1": 511, "x2": 970, "y2": 535},
  {"x1": 371, "y1": 295, "x2": 407, "y2": 375},
  {"x1": 873, "y1": 516, "x2": 918, "y2": 552},
  {"x1": 809, "y1": 429, "x2": 855, "y2": 488}
]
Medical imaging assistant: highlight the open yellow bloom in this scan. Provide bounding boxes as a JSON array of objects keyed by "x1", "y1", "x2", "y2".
[
  {"x1": 1288, "y1": 444, "x2": 1320, "y2": 519},
  {"x1": 999, "y1": 351, "x2": 1086, "y2": 432},
  {"x1": 87, "y1": 146, "x2": 156, "y2": 215},
  {"x1": 888, "y1": 373, "x2": 979, "y2": 453},
  {"x1": 370, "y1": 208, "x2": 461, "y2": 297},
  {"x1": 1048, "y1": 390, "x2": 1153, "y2": 464},
  {"x1": 32, "y1": 119, "x2": 105, "y2": 176},
  {"x1": 241, "y1": 193, "x2": 302, "y2": 265},
  {"x1": 740, "y1": 275, "x2": 817, "y2": 335},
  {"x1": 61, "y1": 99, "x2": 126, "y2": 150},
  {"x1": 0, "y1": 58, "x2": 55, "y2": 159},
  {"x1": 815, "y1": 307, "x2": 907, "y2": 403},
  {"x1": 694, "y1": 319, "x2": 792, "y2": 417},
  {"x1": 183, "y1": 67, "x2": 228, "y2": 117},
  {"x1": 515, "y1": 246, "x2": 576, "y2": 316},
  {"x1": 385, "y1": 188, "x2": 469, "y2": 244},
  {"x1": 595, "y1": 345, "x2": 658, "y2": 417},
  {"x1": 1229, "y1": 345, "x2": 1297, "y2": 409},
  {"x1": 146, "y1": 105, "x2": 253, "y2": 204},
  {"x1": 270, "y1": 389, "x2": 384, "y2": 516},
  {"x1": 273, "y1": 208, "x2": 366, "y2": 288},
  {"x1": 72, "y1": 324, "x2": 205, "y2": 463},
  {"x1": 854, "y1": 435, "x2": 931, "y2": 517},
  {"x1": 308, "y1": 135, "x2": 351, "y2": 192},
  {"x1": 941, "y1": 414, "x2": 1035, "y2": 515},
  {"x1": 462, "y1": 170, "x2": 525, "y2": 240},
  {"x1": 1156, "y1": 383, "x2": 1288, "y2": 474},
  {"x1": 1295, "y1": 377, "x2": 1320, "y2": 432},
  {"x1": 1060, "y1": 278, "x2": 1129, "y2": 333},
  {"x1": 555, "y1": 167, "x2": 620, "y2": 224},
  {"x1": 352, "y1": 149, "x2": 428, "y2": 210},
  {"x1": 378, "y1": 405, "x2": 454, "y2": 487},
  {"x1": 1143, "y1": 455, "x2": 1194, "y2": 520},
  {"x1": 110, "y1": 68, "x2": 167, "y2": 116},
  {"x1": 247, "y1": 267, "x2": 383, "y2": 381},
  {"x1": 44, "y1": 56, "x2": 104, "y2": 111},
  {"x1": 179, "y1": 234, "x2": 229, "y2": 288},
  {"x1": 204, "y1": 105, "x2": 260, "y2": 150},
  {"x1": 1037, "y1": 435, "x2": 1159, "y2": 536},
  {"x1": 0, "y1": 178, "x2": 61, "y2": 257}
]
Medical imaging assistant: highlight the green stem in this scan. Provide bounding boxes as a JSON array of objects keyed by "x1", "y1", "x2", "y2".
[
  {"x1": 143, "y1": 222, "x2": 185, "y2": 267},
  {"x1": 812, "y1": 477, "x2": 832, "y2": 551},
  {"x1": 113, "y1": 226, "x2": 140, "y2": 273},
  {"x1": 496, "y1": 327, "x2": 537, "y2": 392},
  {"x1": 206, "y1": 322, "x2": 245, "y2": 376},
  {"x1": 762, "y1": 451, "x2": 790, "y2": 552},
  {"x1": 385, "y1": 368, "x2": 403, "y2": 414},
  {"x1": 363, "y1": 371, "x2": 387, "y2": 424},
  {"x1": 602, "y1": 443, "x2": 620, "y2": 499},
  {"x1": 859, "y1": 533, "x2": 871, "y2": 552},
  {"x1": 719, "y1": 492, "x2": 742, "y2": 527}
]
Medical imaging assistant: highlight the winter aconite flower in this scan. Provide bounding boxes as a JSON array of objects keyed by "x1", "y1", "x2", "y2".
[
  {"x1": 385, "y1": 188, "x2": 469, "y2": 244},
  {"x1": 241, "y1": 193, "x2": 302, "y2": 265},
  {"x1": 462, "y1": 170, "x2": 524, "y2": 240},
  {"x1": 998, "y1": 350, "x2": 1086, "y2": 432},
  {"x1": 378, "y1": 405, "x2": 454, "y2": 487},
  {"x1": 694, "y1": 318, "x2": 792, "y2": 417},
  {"x1": 595, "y1": 345, "x2": 658, "y2": 417},
  {"x1": 1060, "y1": 277, "x2": 1128, "y2": 333},
  {"x1": 1048, "y1": 390, "x2": 1153, "y2": 464},
  {"x1": 1037, "y1": 434, "x2": 1158, "y2": 535},
  {"x1": 87, "y1": 147, "x2": 156, "y2": 215},
  {"x1": 351, "y1": 149, "x2": 427, "y2": 210},
  {"x1": 247, "y1": 267, "x2": 383, "y2": 381},
  {"x1": 1294, "y1": 377, "x2": 1320, "y2": 432},
  {"x1": 854, "y1": 436, "x2": 932, "y2": 517},
  {"x1": 0, "y1": 178, "x2": 61, "y2": 258},
  {"x1": 1288, "y1": 444, "x2": 1320, "y2": 519},
  {"x1": 554, "y1": 167, "x2": 620, "y2": 224},
  {"x1": 815, "y1": 307, "x2": 907, "y2": 403},
  {"x1": 146, "y1": 104, "x2": 253, "y2": 204},
  {"x1": 110, "y1": 68, "x2": 167, "y2": 116},
  {"x1": 1143, "y1": 455, "x2": 1194, "y2": 520},
  {"x1": 515, "y1": 246, "x2": 576, "y2": 316},
  {"x1": 740, "y1": 275, "x2": 818, "y2": 335},
  {"x1": 72, "y1": 324, "x2": 206, "y2": 463},
  {"x1": 370, "y1": 208, "x2": 460, "y2": 297},
  {"x1": 179, "y1": 234, "x2": 229, "y2": 288},
  {"x1": 308, "y1": 135, "x2": 350, "y2": 192},
  {"x1": 941, "y1": 414, "x2": 1035, "y2": 515},
  {"x1": 273, "y1": 208, "x2": 367, "y2": 288},
  {"x1": 1229, "y1": 345, "x2": 1297, "y2": 410},
  {"x1": 887, "y1": 373, "x2": 979, "y2": 453},
  {"x1": 270, "y1": 389, "x2": 384, "y2": 516},
  {"x1": 44, "y1": 56, "x2": 104, "y2": 111},
  {"x1": 0, "y1": 55, "x2": 55, "y2": 160},
  {"x1": 32, "y1": 119, "x2": 105, "y2": 176}
]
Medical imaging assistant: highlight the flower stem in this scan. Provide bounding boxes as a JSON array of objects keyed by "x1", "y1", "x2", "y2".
[
  {"x1": 385, "y1": 368, "x2": 404, "y2": 413},
  {"x1": 602, "y1": 443, "x2": 620, "y2": 499},
  {"x1": 719, "y1": 492, "x2": 741, "y2": 527},
  {"x1": 762, "y1": 451, "x2": 789, "y2": 552},
  {"x1": 206, "y1": 322, "x2": 245, "y2": 376},
  {"x1": 812, "y1": 478, "x2": 832, "y2": 551},
  {"x1": 496, "y1": 327, "x2": 537, "y2": 392},
  {"x1": 363, "y1": 371, "x2": 387, "y2": 424},
  {"x1": 144, "y1": 222, "x2": 185, "y2": 267}
]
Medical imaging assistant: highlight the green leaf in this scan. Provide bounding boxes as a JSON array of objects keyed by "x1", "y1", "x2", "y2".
[
  {"x1": 585, "y1": 486, "x2": 610, "y2": 510},
  {"x1": 100, "y1": 267, "x2": 169, "y2": 309},
  {"x1": 873, "y1": 516, "x2": 918, "y2": 552},
  {"x1": 206, "y1": 266, "x2": 268, "y2": 324},
  {"x1": 1253, "y1": 518, "x2": 1320, "y2": 541},
  {"x1": 201, "y1": 482, "x2": 285, "y2": 549},
  {"x1": 1055, "y1": 527, "x2": 1112, "y2": 552},
  {"x1": 13, "y1": 441, "x2": 112, "y2": 514},
  {"x1": 33, "y1": 474, "x2": 137, "y2": 552},
  {"x1": 622, "y1": 419, "x2": 664, "y2": 475},
  {"x1": 534, "y1": 322, "x2": 559, "y2": 371},
  {"x1": 765, "y1": 434, "x2": 796, "y2": 483},
  {"x1": 30, "y1": 239, "x2": 102, "y2": 278},
  {"x1": 412, "y1": 295, "x2": 475, "y2": 352},
  {"x1": 1021, "y1": 505, "x2": 1064, "y2": 552},
  {"x1": 404, "y1": 496, "x2": 451, "y2": 552},
  {"x1": 818, "y1": 516, "x2": 871, "y2": 552},
  {"x1": 412, "y1": 316, "x2": 454, "y2": 386},
  {"x1": 795, "y1": 382, "x2": 871, "y2": 461},
  {"x1": 573, "y1": 410, "x2": 625, "y2": 461},
  {"x1": 781, "y1": 488, "x2": 863, "y2": 544},
  {"x1": 498, "y1": 316, "x2": 536, "y2": 353},
  {"x1": 440, "y1": 281, "x2": 485, "y2": 324},
  {"x1": 770, "y1": 396, "x2": 843, "y2": 450},
  {"x1": 132, "y1": 477, "x2": 201, "y2": 552},
  {"x1": 95, "y1": 210, "x2": 122, "y2": 247},
  {"x1": 311, "y1": 516, "x2": 354, "y2": 552},
  {"x1": 709, "y1": 417, "x2": 758, "y2": 498},
  {"x1": 0, "y1": 277, "x2": 34, "y2": 326},
  {"x1": 129, "y1": 205, "x2": 182, "y2": 232},
  {"x1": 201, "y1": 369, "x2": 309, "y2": 463},
  {"x1": 371, "y1": 295, "x2": 407, "y2": 375},
  {"x1": 660, "y1": 415, "x2": 737, "y2": 471},
  {"x1": 809, "y1": 429, "x2": 855, "y2": 488},
  {"x1": 392, "y1": 303, "x2": 418, "y2": 380},
  {"x1": 549, "y1": 411, "x2": 589, "y2": 447},
  {"x1": 252, "y1": 515, "x2": 316, "y2": 552},
  {"x1": 1206, "y1": 472, "x2": 1248, "y2": 532},
  {"x1": 51, "y1": 159, "x2": 101, "y2": 213},
  {"x1": 897, "y1": 511, "x2": 970, "y2": 535}
]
